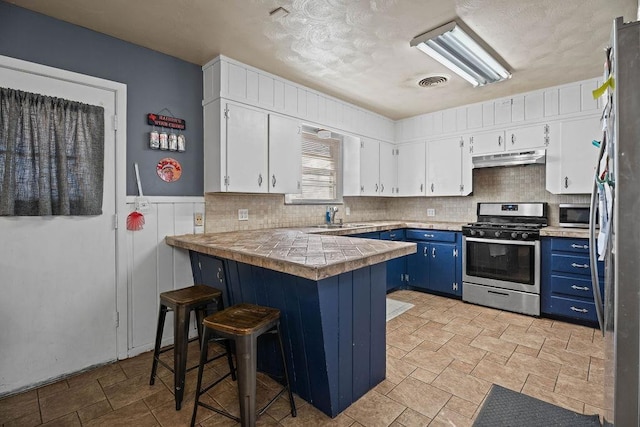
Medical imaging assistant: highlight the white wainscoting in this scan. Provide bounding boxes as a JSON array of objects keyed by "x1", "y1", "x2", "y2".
[{"x1": 125, "y1": 196, "x2": 205, "y2": 357}]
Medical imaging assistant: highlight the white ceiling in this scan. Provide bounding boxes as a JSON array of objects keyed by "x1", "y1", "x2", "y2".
[{"x1": 7, "y1": 0, "x2": 637, "y2": 120}]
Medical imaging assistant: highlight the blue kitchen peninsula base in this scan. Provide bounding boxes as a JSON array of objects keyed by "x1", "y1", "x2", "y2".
[{"x1": 189, "y1": 251, "x2": 387, "y2": 418}]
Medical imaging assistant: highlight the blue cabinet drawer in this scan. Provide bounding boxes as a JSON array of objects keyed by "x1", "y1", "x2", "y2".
[
  {"x1": 405, "y1": 229, "x2": 456, "y2": 243},
  {"x1": 550, "y1": 274, "x2": 597, "y2": 299},
  {"x1": 551, "y1": 254, "x2": 603, "y2": 277},
  {"x1": 380, "y1": 229, "x2": 405, "y2": 241},
  {"x1": 550, "y1": 238, "x2": 591, "y2": 254},
  {"x1": 549, "y1": 295, "x2": 598, "y2": 323}
]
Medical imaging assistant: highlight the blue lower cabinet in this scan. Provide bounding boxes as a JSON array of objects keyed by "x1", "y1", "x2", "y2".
[
  {"x1": 541, "y1": 237, "x2": 603, "y2": 325},
  {"x1": 380, "y1": 230, "x2": 406, "y2": 292},
  {"x1": 405, "y1": 230, "x2": 461, "y2": 297}
]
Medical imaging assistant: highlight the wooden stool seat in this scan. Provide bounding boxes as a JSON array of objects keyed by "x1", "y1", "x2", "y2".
[
  {"x1": 203, "y1": 303, "x2": 281, "y2": 336},
  {"x1": 191, "y1": 303, "x2": 296, "y2": 427},
  {"x1": 150, "y1": 284, "x2": 234, "y2": 411}
]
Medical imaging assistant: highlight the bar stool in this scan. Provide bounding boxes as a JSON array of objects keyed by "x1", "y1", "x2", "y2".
[
  {"x1": 191, "y1": 303, "x2": 297, "y2": 427},
  {"x1": 149, "y1": 284, "x2": 235, "y2": 410}
]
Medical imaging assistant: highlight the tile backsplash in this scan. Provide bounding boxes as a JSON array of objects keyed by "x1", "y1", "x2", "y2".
[{"x1": 205, "y1": 165, "x2": 589, "y2": 232}]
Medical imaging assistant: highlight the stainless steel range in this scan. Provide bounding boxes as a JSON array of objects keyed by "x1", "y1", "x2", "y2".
[{"x1": 462, "y1": 202, "x2": 548, "y2": 316}]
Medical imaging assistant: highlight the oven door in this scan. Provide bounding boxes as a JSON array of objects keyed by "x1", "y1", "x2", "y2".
[{"x1": 462, "y1": 237, "x2": 540, "y2": 294}]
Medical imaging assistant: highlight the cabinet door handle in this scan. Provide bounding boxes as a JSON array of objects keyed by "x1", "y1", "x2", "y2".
[
  {"x1": 571, "y1": 244, "x2": 589, "y2": 249},
  {"x1": 258, "y1": 173, "x2": 263, "y2": 187},
  {"x1": 375, "y1": 183, "x2": 379, "y2": 192},
  {"x1": 272, "y1": 174, "x2": 276, "y2": 187},
  {"x1": 571, "y1": 285, "x2": 590, "y2": 291},
  {"x1": 423, "y1": 246, "x2": 427, "y2": 256},
  {"x1": 498, "y1": 135, "x2": 502, "y2": 146},
  {"x1": 564, "y1": 176, "x2": 569, "y2": 188},
  {"x1": 432, "y1": 247, "x2": 436, "y2": 258},
  {"x1": 420, "y1": 183, "x2": 424, "y2": 192},
  {"x1": 571, "y1": 263, "x2": 589, "y2": 269},
  {"x1": 570, "y1": 306, "x2": 589, "y2": 313},
  {"x1": 511, "y1": 134, "x2": 516, "y2": 144},
  {"x1": 216, "y1": 267, "x2": 224, "y2": 283},
  {"x1": 431, "y1": 183, "x2": 434, "y2": 192},
  {"x1": 381, "y1": 183, "x2": 385, "y2": 193},
  {"x1": 389, "y1": 233, "x2": 396, "y2": 238},
  {"x1": 361, "y1": 185, "x2": 364, "y2": 193}
]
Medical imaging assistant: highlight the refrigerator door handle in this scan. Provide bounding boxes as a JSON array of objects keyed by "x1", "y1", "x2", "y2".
[{"x1": 589, "y1": 139, "x2": 606, "y2": 334}]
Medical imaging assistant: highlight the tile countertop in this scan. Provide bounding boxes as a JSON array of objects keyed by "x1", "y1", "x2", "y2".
[
  {"x1": 165, "y1": 228, "x2": 416, "y2": 281},
  {"x1": 165, "y1": 221, "x2": 590, "y2": 282}
]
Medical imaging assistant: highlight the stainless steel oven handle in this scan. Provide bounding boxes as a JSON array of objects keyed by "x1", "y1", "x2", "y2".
[{"x1": 463, "y1": 237, "x2": 537, "y2": 246}]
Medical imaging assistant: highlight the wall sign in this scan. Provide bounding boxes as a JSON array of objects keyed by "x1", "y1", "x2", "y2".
[{"x1": 147, "y1": 113, "x2": 186, "y2": 130}]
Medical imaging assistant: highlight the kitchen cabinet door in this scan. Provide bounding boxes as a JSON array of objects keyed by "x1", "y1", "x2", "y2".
[
  {"x1": 379, "y1": 141, "x2": 396, "y2": 196},
  {"x1": 225, "y1": 103, "x2": 268, "y2": 193},
  {"x1": 428, "y1": 242, "x2": 458, "y2": 295},
  {"x1": 546, "y1": 115, "x2": 601, "y2": 194},
  {"x1": 380, "y1": 230, "x2": 406, "y2": 291},
  {"x1": 268, "y1": 114, "x2": 301, "y2": 194},
  {"x1": 396, "y1": 142, "x2": 426, "y2": 196},
  {"x1": 427, "y1": 137, "x2": 463, "y2": 196},
  {"x1": 469, "y1": 130, "x2": 505, "y2": 155},
  {"x1": 505, "y1": 123, "x2": 551, "y2": 152},
  {"x1": 406, "y1": 242, "x2": 429, "y2": 290},
  {"x1": 359, "y1": 138, "x2": 380, "y2": 195}
]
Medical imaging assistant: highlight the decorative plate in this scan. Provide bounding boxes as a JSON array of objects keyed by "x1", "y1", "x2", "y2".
[{"x1": 156, "y1": 157, "x2": 182, "y2": 182}]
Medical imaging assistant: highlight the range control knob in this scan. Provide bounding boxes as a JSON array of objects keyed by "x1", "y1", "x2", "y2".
[
  {"x1": 470, "y1": 229, "x2": 476, "y2": 236},
  {"x1": 511, "y1": 232, "x2": 518, "y2": 239},
  {"x1": 522, "y1": 233, "x2": 529, "y2": 239},
  {"x1": 494, "y1": 231, "x2": 501, "y2": 238},
  {"x1": 478, "y1": 230, "x2": 485, "y2": 237}
]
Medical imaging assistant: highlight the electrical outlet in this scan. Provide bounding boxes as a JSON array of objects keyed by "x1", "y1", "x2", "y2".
[
  {"x1": 238, "y1": 209, "x2": 249, "y2": 221},
  {"x1": 427, "y1": 208, "x2": 436, "y2": 217},
  {"x1": 194, "y1": 212, "x2": 204, "y2": 226},
  {"x1": 345, "y1": 207, "x2": 351, "y2": 216}
]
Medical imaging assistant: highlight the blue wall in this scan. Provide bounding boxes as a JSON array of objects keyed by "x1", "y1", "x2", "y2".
[{"x1": 0, "y1": 1, "x2": 203, "y2": 196}]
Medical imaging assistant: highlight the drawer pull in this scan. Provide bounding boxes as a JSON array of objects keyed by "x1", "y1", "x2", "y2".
[
  {"x1": 571, "y1": 244, "x2": 589, "y2": 249},
  {"x1": 571, "y1": 285, "x2": 590, "y2": 291},
  {"x1": 570, "y1": 306, "x2": 589, "y2": 313},
  {"x1": 571, "y1": 263, "x2": 589, "y2": 269},
  {"x1": 424, "y1": 234, "x2": 434, "y2": 238}
]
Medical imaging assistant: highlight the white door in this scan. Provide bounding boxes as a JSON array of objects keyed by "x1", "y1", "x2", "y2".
[
  {"x1": 378, "y1": 141, "x2": 396, "y2": 196},
  {"x1": 506, "y1": 123, "x2": 549, "y2": 151},
  {"x1": 359, "y1": 138, "x2": 379, "y2": 195},
  {"x1": 427, "y1": 137, "x2": 463, "y2": 196},
  {"x1": 225, "y1": 103, "x2": 268, "y2": 193},
  {"x1": 470, "y1": 130, "x2": 505, "y2": 155},
  {"x1": 0, "y1": 62, "x2": 119, "y2": 394},
  {"x1": 396, "y1": 142, "x2": 426, "y2": 196},
  {"x1": 268, "y1": 114, "x2": 301, "y2": 194}
]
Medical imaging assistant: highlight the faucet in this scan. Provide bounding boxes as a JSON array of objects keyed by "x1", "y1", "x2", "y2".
[{"x1": 330, "y1": 206, "x2": 339, "y2": 224}]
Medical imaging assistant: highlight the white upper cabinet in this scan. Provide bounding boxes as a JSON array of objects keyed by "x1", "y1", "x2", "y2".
[
  {"x1": 505, "y1": 123, "x2": 552, "y2": 152},
  {"x1": 469, "y1": 130, "x2": 505, "y2": 155},
  {"x1": 359, "y1": 137, "x2": 380, "y2": 196},
  {"x1": 379, "y1": 141, "x2": 397, "y2": 196},
  {"x1": 224, "y1": 102, "x2": 269, "y2": 193},
  {"x1": 546, "y1": 115, "x2": 602, "y2": 194},
  {"x1": 427, "y1": 136, "x2": 465, "y2": 196},
  {"x1": 396, "y1": 142, "x2": 426, "y2": 196},
  {"x1": 268, "y1": 114, "x2": 301, "y2": 194},
  {"x1": 342, "y1": 135, "x2": 362, "y2": 197}
]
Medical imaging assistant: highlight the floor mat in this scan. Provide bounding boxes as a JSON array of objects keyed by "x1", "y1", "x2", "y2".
[
  {"x1": 473, "y1": 385, "x2": 601, "y2": 427},
  {"x1": 386, "y1": 298, "x2": 414, "y2": 322}
]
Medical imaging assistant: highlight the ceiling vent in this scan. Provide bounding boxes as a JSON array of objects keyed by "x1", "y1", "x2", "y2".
[{"x1": 418, "y1": 75, "x2": 448, "y2": 87}]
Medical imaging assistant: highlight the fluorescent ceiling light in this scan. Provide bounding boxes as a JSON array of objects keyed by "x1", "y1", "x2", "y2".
[{"x1": 410, "y1": 21, "x2": 511, "y2": 87}]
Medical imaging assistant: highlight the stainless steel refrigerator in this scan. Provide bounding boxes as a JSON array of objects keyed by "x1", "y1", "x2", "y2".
[{"x1": 589, "y1": 16, "x2": 640, "y2": 427}]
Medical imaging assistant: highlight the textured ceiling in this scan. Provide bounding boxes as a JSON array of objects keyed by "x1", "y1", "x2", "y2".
[{"x1": 6, "y1": 0, "x2": 637, "y2": 120}]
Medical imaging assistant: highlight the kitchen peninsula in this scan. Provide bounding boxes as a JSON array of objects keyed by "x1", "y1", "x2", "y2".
[{"x1": 165, "y1": 227, "x2": 416, "y2": 417}]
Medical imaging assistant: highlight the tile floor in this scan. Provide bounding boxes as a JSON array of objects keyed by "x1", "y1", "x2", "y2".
[{"x1": 0, "y1": 290, "x2": 604, "y2": 426}]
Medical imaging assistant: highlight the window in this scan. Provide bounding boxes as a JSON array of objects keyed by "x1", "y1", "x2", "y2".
[{"x1": 285, "y1": 128, "x2": 342, "y2": 204}]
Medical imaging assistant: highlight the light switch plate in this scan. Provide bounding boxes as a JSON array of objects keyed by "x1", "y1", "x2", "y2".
[{"x1": 238, "y1": 209, "x2": 249, "y2": 221}]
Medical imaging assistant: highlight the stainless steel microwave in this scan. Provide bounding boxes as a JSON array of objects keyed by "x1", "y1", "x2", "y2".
[{"x1": 559, "y1": 203, "x2": 595, "y2": 228}]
